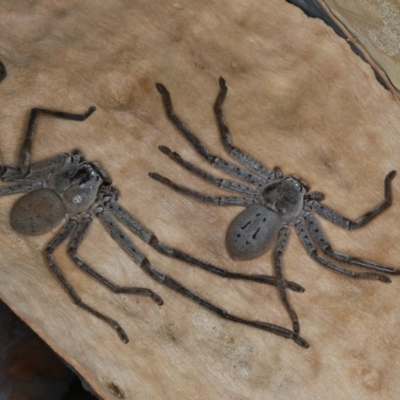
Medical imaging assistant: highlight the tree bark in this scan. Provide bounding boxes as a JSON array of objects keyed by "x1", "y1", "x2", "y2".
[{"x1": 1, "y1": 1, "x2": 400, "y2": 399}]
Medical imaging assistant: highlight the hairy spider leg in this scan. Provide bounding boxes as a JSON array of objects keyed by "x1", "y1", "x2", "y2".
[
  {"x1": 2, "y1": 152, "x2": 84, "y2": 182},
  {"x1": 20, "y1": 106, "x2": 96, "y2": 175},
  {"x1": 0, "y1": 180, "x2": 44, "y2": 196},
  {"x1": 214, "y1": 77, "x2": 274, "y2": 180},
  {"x1": 304, "y1": 192, "x2": 325, "y2": 201},
  {"x1": 152, "y1": 80, "x2": 285, "y2": 205},
  {"x1": 45, "y1": 220, "x2": 128, "y2": 342},
  {"x1": 294, "y1": 219, "x2": 391, "y2": 282},
  {"x1": 273, "y1": 225, "x2": 300, "y2": 334},
  {"x1": 155, "y1": 82, "x2": 267, "y2": 186},
  {"x1": 304, "y1": 211, "x2": 400, "y2": 275},
  {"x1": 45, "y1": 217, "x2": 163, "y2": 344},
  {"x1": 149, "y1": 172, "x2": 254, "y2": 206},
  {"x1": 67, "y1": 216, "x2": 164, "y2": 304},
  {"x1": 308, "y1": 171, "x2": 396, "y2": 230},
  {"x1": 302, "y1": 171, "x2": 400, "y2": 275},
  {"x1": 105, "y1": 194, "x2": 304, "y2": 292},
  {"x1": 97, "y1": 207, "x2": 309, "y2": 348},
  {"x1": 156, "y1": 145, "x2": 258, "y2": 196}
]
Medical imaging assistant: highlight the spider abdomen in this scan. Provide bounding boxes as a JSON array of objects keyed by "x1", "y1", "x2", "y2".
[
  {"x1": 10, "y1": 188, "x2": 66, "y2": 235},
  {"x1": 226, "y1": 204, "x2": 281, "y2": 260}
]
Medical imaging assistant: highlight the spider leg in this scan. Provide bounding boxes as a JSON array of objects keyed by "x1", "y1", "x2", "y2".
[
  {"x1": 67, "y1": 216, "x2": 164, "y2": 304},
  {"x1": 304, "y1": 191, "x2": 325, "y2": 201},
  {"x1": 156, "y1": 145, "x2": 257, "y2": 196},
  {"x1": 44, "y1": 220, "x2": 132, "y2": 343},
  {"x1": 306, "y1": 171, "x2": 396, "y2": 229},
  {"x1": 105, "y1": 197, "x2": 305, "y2": 292},
  {"x1": 273, "y1": 167, "x2": 283, "y2": 180},
  {"x1": 155, "y1": 82, "x2": 266, "y2": 187},
  {"x1": 20, "y1": 106, "x2": 96, "y2": 175},
  {"x1": 214, "y1": 77, "x2": 274, "y2": 180},
  {"x1": 0, "y1": 180, "x2": 43, "y2": 196},
  {"x1": 97, "y1": 208, "x2": 309, "y2": 348},
  {"x1": 149, "y1": 172, "x2": 254, "y2": 206},
  {"x1": 294, "y1": 219, "x2": 391, "y2": 283},
  {"x1": 274, "y1": 225, "x2": 300, "y2": 334},
  {"x1": 304, "y1": 212, "x2": 400, "y2": 275},
  {"x1": 1, "y1": 153, "x2": 71, "y2": 182}
]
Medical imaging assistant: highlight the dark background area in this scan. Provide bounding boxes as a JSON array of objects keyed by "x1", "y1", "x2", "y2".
[{"x1": 0, "y1": 299, "x2": 98, "y2": 400}]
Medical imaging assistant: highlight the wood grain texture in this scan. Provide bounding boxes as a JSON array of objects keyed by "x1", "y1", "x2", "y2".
[{"x1": 1, "y1": 0, "x2": 400, "y2": 399}]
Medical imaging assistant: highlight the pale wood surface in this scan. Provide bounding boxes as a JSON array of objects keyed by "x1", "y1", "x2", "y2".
[{"x1": 1, "y1": 1, "x2": 400, "y2": 399}]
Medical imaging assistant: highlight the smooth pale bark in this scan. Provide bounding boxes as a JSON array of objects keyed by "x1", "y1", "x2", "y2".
[{"x1": 1, "y1": 1, "x2": 400, "y2": 399}]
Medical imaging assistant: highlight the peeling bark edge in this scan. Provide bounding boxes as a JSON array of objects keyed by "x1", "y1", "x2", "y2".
[
  {"x1": 285, "y1": 0, "x2": 400, "y2": 99},
  {"x1": 62, "y1": 359, "x2": 103, "y2": 399},
  {"x1": 0, "y1": 62, "x2": 6, "y2": 83}
]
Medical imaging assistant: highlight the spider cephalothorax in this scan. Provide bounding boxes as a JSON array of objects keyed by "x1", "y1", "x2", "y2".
[
  {"x1": 150, "y1": 77, "x2": 398, "y2": 341},
  {"x1": 1, "y1": 65, "x2": 311, "y2": 347},
  {"x1": 257, "y1": 176, "x2": 307, "y2": 219}
]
